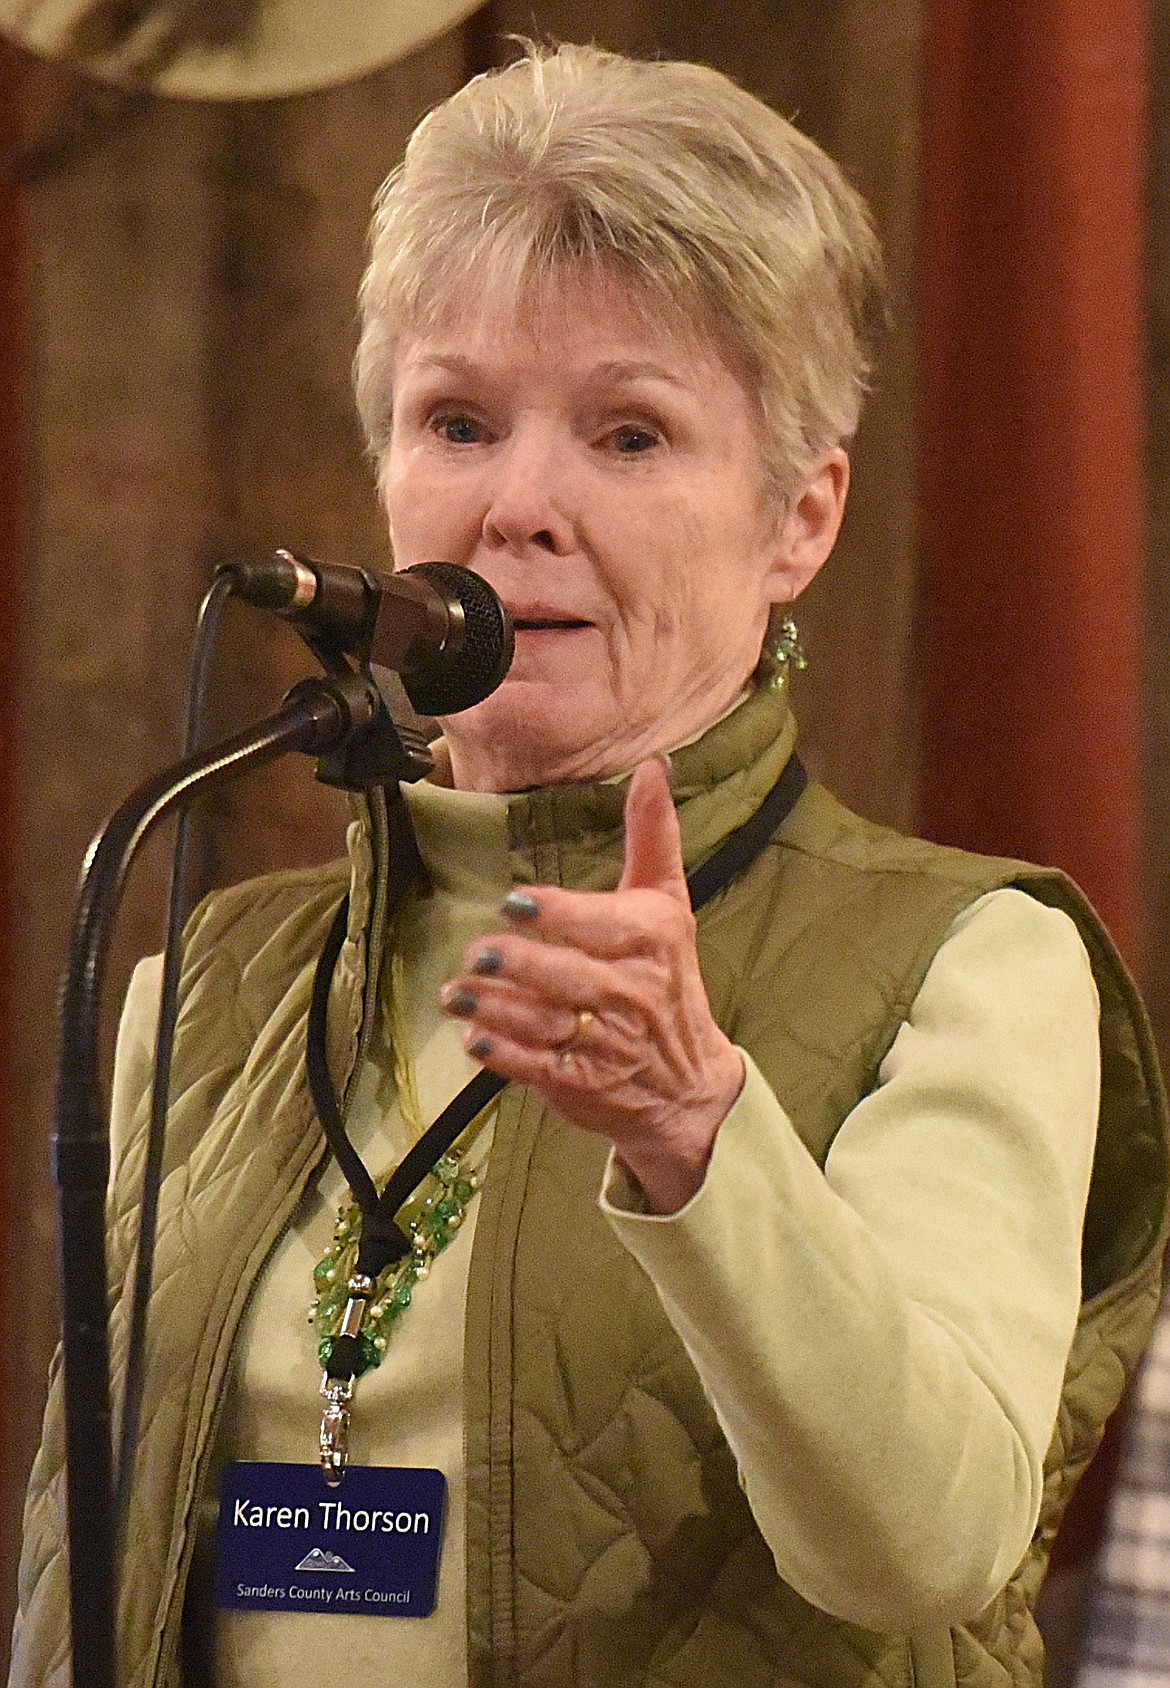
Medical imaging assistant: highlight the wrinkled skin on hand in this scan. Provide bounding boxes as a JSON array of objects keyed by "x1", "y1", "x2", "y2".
[{"x1": 440, "y1": 759, "x2": 745, "y2": 1213}]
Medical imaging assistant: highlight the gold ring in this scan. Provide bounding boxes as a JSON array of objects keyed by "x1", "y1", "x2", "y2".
[{"x1": 555, "y1": 1008, "x2": 595, "y2": 1060}]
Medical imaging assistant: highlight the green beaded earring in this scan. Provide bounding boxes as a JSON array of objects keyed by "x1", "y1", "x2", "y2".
[{"x1": 756, "y1": 610, "x2": 807, "y2": 691}]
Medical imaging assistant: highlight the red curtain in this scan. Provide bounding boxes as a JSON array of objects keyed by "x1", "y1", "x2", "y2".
[
  {"x1": 920, "y1": 0, "x2": 1145, "y2": 966},
  {"x1": 919, "y1": 0, "x2": 1147, "y2": 1566}
]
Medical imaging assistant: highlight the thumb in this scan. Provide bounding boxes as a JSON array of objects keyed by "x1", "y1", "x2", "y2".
[{"x1": 619, "y1": 759, "x2": 688, "y2": 901}]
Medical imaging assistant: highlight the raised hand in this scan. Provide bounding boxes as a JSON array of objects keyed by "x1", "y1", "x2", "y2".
[{"x1": 439, "y1": 758, "x2": 745, "y2": 1212}]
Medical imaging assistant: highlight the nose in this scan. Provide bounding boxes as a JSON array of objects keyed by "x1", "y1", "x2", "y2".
[{"x1": 481, "y1": 428, "x2": 575, "y2": 557}]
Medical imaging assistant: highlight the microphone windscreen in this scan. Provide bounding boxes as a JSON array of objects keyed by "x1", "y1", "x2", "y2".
[{"x1": 399, "y1": 562, "x2": 515, "y2": 716}]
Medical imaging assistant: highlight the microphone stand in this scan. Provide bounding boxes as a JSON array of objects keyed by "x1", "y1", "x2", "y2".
[{"x1": 52, "y1": 665, "x2": 427, "y2": 1688}]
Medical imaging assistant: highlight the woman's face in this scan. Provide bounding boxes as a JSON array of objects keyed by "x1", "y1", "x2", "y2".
[{"x1": 382, "y1": 274, "x2": 840, "y2": 791}]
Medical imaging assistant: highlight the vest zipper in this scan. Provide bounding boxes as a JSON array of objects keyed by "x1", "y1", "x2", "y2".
[{"x1": 349, "y1": 785, "x2": 392, "y2": 1101}]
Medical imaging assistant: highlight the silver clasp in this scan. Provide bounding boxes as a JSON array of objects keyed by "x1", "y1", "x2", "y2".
[{"x1": 319, "y1": 1373, "x2": 355, "y2": 1486}]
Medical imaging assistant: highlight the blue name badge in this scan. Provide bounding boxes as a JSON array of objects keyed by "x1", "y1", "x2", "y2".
[{"x1": 216, "y1": 1462, "x2": 447, "y2": 1618}]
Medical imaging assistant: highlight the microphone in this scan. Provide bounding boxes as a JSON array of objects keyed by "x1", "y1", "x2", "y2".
[{"x1": 223, "y1": 550, "x2": 514, "y2": 716}]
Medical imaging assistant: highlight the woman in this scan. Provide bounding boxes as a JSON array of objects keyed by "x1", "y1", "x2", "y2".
[{"x1": 12, "y1": 42, "x2": 1169, "y2": 1688}]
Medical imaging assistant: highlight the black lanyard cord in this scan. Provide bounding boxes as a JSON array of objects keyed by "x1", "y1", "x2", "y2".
[
  {"x1": 683, "y1": 749, "x2": 807, "y2": 910},
  {"x1": 306, "y1": 753, "x2": 808, "y2": 1298}
]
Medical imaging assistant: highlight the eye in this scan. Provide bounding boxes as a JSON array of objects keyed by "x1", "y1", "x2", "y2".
[
  {"x1": 432, "y1": 413, "x2": 487, "y2": 445},
  {"x1": 608, "y1": 424, "x2": 660, "y2": 455}
]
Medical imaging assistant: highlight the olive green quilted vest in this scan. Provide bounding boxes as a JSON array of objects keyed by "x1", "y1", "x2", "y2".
[
  {"x1": 460, "y1": 695, "x2": 1169, "y2": 1687},
  {"x1": 10, "y1": 690, "x2": 1168, "y2": 1688}
]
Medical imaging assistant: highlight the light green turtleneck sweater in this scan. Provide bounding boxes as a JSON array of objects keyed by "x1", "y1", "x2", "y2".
[{"x1": 110, "y1": 776, "x2": 1099, "y2": 1683}]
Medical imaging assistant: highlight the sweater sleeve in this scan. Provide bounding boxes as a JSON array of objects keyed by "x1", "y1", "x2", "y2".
[{"x1": 599, "y1": 887, "x2": 1100, "y2": 1630}]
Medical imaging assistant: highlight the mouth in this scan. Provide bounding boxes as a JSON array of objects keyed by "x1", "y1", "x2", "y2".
[{"x1": 511, "y1": 617, "x2": 592, "y2": 632}]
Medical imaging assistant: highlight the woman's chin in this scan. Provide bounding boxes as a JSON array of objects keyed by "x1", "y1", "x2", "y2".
[{"x1": 440, "y1": 678, "x2": 619, "y2": 791}]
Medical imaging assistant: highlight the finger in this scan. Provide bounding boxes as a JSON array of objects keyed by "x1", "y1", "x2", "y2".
[
  {"x1": 461, "y1": 1022, "x2": 583, "y2": 1093},
  {"x1": 454, "y1": 933, "x2": 662, "y2": 1007},
  {"x1": 495, "y1": 883, "x2": 692, "y2": 958},
  {"x1": 618, "y1": 758, "x2": 689, "y2": 902},
  {"x1": 441, "y1": 978, "x2": 588, "y2": 1052},
  {"x1": 452, "y1": 925, "x2": 665, "y2": 999}
]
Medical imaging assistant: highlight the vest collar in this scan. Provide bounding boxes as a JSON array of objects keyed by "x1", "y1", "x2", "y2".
[
  {"x1": 500, "y1": 684, "x2": 799, "y2": 891},
  {"x1": 346, "y1": 682, "x2": 799, "y2": 913},
  {"x1": 402, "y1": 780, "x2": 510, "y2": 904}
]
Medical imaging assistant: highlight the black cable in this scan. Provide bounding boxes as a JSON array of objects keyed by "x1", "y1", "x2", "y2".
[
  {"x1": 55, "y1": 676, "x2": 369, "y2": 1688},
  {"x1": 114, "y1": 569, "x2": 234, "y2": 1538}
]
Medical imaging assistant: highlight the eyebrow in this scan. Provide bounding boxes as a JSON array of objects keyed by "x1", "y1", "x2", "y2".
[
  {"x1": 405, "y1": 354, "x2": 689, "y2": 390},
  {"x1": 589, "y1": 360, "x2": 689, "y2": 390},
  {"x1": 405, "y1": 355, "x2": 482, "y2": 377}
]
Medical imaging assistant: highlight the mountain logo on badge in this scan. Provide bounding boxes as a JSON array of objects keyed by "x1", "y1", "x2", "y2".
[{"x1": 294, "y1": 1547, "x2": 356, "y2": 1573}]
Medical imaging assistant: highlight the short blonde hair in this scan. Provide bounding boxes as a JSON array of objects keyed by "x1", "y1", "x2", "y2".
[{"x1": 354, "y1": 43, "x2": 887, "y2": 494}]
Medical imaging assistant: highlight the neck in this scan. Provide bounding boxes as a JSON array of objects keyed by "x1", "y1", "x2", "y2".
[{"x1": 440, "y1": 685, "x2": 759, "y2": 794}]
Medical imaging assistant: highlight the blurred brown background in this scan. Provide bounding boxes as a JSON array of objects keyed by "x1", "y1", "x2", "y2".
[{"x1": 0, "y1": 0, "x2": 1162, "y2": 1679}]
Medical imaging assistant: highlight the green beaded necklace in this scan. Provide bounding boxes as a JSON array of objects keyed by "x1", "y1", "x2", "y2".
[
  {"x1": 309, "y1": 936, "x2": 489, "y2": 1380},
  {"x1": 311, "y1": 1145, "x2": 482, "y2": 1377}
]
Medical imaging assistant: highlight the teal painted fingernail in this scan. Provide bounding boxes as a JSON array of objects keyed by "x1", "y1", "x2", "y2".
[
  {"x1": 501, "y1": 891, "x2": 540, "y2": 921},
  {"x1": 471, "y1": 947, "x2": 504, "y2": 977},
  {"x1": 442, "y1": 986, "x2": 478, "y2": 1017},
  {"x1": 468, "y1": 1035, "x2": 493, "y2": 1060}
]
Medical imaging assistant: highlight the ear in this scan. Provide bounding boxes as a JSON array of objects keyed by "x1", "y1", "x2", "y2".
[{"x1": 765, "y1": 448, "x2": 851, "y2": 603}]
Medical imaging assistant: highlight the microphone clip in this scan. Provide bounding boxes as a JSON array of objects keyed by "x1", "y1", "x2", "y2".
[{"x1": 310, "y1": 668, "x2": 436, "y2": 792}]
